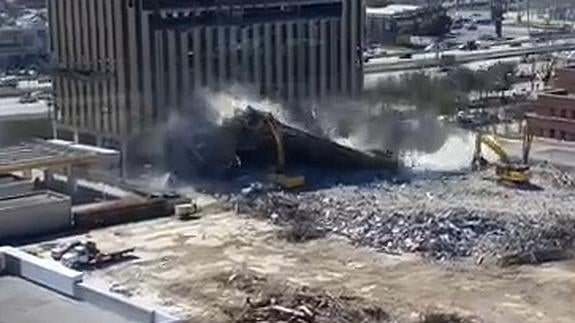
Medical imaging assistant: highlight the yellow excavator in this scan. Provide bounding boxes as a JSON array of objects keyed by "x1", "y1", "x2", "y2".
[
  {"x1": 264, "y1": 115, "x2": 306, "y2": 189},
  {"x1": 472, "y1": 129, "x2": 533, "y2": 186}
]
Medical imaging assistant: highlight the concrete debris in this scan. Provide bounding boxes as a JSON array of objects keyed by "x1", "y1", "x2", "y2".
[
  {"x1": 419, "y1": 311, "x2": 476, "y2": 323},
  {"x1": 535, "y1": 163, "x2": 575, "y2": 189},
  {"x1": 235, "y1": 291, "x2": 390, "y2": 323},
  {"x1": 213, "y1": 269, "x2": 391, "y2": 323},
  {"x1": 233, "y1": 170, "x2": 575, "y2": 263},
  {"x1": 496, "y1": 248, "x2": 571, "y2": 267}
]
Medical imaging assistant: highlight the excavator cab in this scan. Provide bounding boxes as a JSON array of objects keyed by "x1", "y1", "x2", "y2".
[{"x1": 494, "y1": 163, "x2": 531, "y2": 184}]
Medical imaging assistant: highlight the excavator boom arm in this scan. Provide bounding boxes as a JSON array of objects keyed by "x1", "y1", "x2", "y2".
[{"x1": 476, "y1": 134, "x2": 511, "y2": 164}]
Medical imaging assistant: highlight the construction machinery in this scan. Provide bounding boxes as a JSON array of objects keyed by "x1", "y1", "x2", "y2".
[
  {"x1": 51, "y1": 240, "x2": 135, "y2": 270},
  {"x1": 263, "y1": 113, "x2": 306, "y2": 189},
  {"x1": 472, "y1": 129, "x2": 533, "y2": 186}
]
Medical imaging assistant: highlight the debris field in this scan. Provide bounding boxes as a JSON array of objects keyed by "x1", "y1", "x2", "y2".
[
  {"x1": 220, "y1": 270, "x2": 391, "y2": 323},
  {"x1": 235, "y1": 165, "x2": 575, "y2": 264}
]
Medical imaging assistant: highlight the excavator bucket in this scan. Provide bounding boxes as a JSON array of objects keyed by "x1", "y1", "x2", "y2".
[{"x1": 268, "y1": 173, "x2": 306, "y2": 189}]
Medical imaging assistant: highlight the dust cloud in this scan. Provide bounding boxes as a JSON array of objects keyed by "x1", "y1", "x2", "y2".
[
  {"x1": 157, "y1": 86, "x2": 476, "y2": 180},
  {"x1": 403, "y1": 129, "x2": 476, "y2": 172}
]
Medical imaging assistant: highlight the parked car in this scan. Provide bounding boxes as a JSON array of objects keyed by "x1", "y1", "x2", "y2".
[
  {"x1": 19, "y1": 94, "x2": 38, "y2": 104},
  {"x1": 466, "y1": 24, "x2": 478, "y2": 31},
  {"x1": 479, "y1": 34, "x2": 496, "y2": 41},
  {"x1": 459, "y1": 41, "x2": 478, "y2": 51}
]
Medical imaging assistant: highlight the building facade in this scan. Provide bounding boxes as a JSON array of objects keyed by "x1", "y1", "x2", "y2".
[
  {"x1": 47, "y1": 0, "x2": 364, "y2": 147},
  {"x1": 10, "y1": 0, "x2": 47, "y2": 9},
  {"x1": 365, "y1": 4, "x2": 448, "y2": 46},
  {"x1": 0, "y1": 11, "x2": 48, "y2": 69},
  {"x1": 527, "y1": 66, "x2": 575, "y2": 141},
  {"x1": 0, "y1": 26, "x2": 47, "y2": 69}
]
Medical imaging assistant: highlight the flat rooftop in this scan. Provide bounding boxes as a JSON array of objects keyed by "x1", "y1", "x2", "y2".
[
  {"x1": 0, "y1": 141, "x2": 98, "y2": 175},
  {"x1": 366, "y1": 4, "x2": 420, "y2": 17},
  {"x1": 0, "y1": 174, "x2": 23, "y2": 185},
  {"x1": 0, "y1": 191, "x2": 66, "y2": 210},
  {"x1": 0, "y1": 276, "x2": 136, "y2": 323}
]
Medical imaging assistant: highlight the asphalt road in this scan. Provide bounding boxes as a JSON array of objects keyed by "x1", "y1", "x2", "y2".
[
  {"x1": 0, "y1": 97, "x2": 49, "y2": 121},
  {"x1": 365, "y1": 42, "x2": 575, "y2": 73}
]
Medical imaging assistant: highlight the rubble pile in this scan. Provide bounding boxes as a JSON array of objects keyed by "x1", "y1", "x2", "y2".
[
  {"x1": 217, "y1": 270, "x2": 391, "y2": 323},
  {"x1": 234, "y1": 289, "x2": 390, "y2": 323},
  {"x1": 236, "y1": 171, "x2": 575, "y2": 262},
  {"x1": 534, "y1": 163, "x2": 575, "y2": 189}
]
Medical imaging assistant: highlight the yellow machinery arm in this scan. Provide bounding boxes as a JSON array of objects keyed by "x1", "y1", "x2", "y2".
[
  {"x1": 474, "y1": 133, "x2": 510, "y2": 165},
  {"x1": 522, "y1": 126, "x2": 534, "y2": 165},
  {"x1": 264, "y1": 115, "x2": 285, "y2": 174},
  {"x1": 264, "y1": 114, "x2": 305, "y2": 189}
]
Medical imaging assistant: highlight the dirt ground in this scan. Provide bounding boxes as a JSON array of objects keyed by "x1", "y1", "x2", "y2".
[{"x1": 26, "y1": 201, "x2": 575, "y2": 323}]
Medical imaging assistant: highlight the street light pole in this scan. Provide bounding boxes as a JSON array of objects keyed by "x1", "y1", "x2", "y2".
[{"x1": 526, "y1": 0, "x2": 531, "y2": 35}]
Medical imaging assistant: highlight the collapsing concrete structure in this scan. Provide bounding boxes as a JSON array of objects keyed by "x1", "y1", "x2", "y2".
[
  {"x1": 225, "y1": 107, "x2": 398, "y2": 169},
  {"x1": 165, "y1": 107, "x2": 398, "y2": 182}
]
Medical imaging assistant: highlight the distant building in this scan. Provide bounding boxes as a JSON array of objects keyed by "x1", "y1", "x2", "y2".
[
  {"x1": 9, "y1": 0, "x2": 46, "y2": 9},
  {"x1": 47, "y1": 0, "x2": 364, "y2": 155},
  {"x1": 0, "y1": 12, "x2": 48, "y2": 69},
  {"x1": 366, "y1": 4, "x2": 449, "y2": 46},
  {"x1": 527, "y1": 66, "x2": 575, "y2": 141}
]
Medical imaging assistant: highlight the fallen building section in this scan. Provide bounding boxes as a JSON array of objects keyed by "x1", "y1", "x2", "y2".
[
  {"x1": 224, "y1": 107, "x2": 398, "y2": 170},
  {"x1": 167, "y1": 107, "x2": 398, "y2": 184}
]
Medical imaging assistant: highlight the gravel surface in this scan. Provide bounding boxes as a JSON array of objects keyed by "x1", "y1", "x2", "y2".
[{"x1": 233, "y1": 166, "x2": 575, "y2": 262}]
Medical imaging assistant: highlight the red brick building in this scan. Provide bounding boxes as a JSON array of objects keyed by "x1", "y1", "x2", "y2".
[{"x1": 527, "y1": 66, "x2": 575, "y2": 141}]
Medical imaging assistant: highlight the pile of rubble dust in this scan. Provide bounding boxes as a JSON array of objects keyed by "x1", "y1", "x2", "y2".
[{"x1": 232, "y1": 167, "x2": 575, "y2": 265}]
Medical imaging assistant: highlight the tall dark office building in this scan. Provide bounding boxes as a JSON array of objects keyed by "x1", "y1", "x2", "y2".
[{"x1": 47, "y1": 0, "x2": 364, "y2": 148}]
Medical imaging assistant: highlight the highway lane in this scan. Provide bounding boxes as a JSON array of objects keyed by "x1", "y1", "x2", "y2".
[{"x1": 365, "y1": 42, "x2": 575, "y2": 74}]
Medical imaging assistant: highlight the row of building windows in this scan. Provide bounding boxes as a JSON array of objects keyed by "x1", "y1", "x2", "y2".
[
  {"x1": 549, "y1": 107, "x2": 575, "y2": 119},
  {"x1": 153, "y1": 20, "x2": 345, "y2": 112},
  {"x1": 541, "y1": 128, "x2": 575, "y2": 141}
]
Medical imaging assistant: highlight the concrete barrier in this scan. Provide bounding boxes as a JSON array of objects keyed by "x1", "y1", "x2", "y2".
[
  {"x1": 0, "y1": 246, "x2": 181, "y2": 322},
  {"x1": 76, "y1": 282, "x2": 155, "y2": 323},
  {"x1": 75, "y1": 283, "x2": 182, "y2": 323},
  {"x1": 0, "y1": 246, "x2": 82, "y2": 297},
  {"x1": 154, "y1": 311, "x2": 184, "y2": 323}
]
